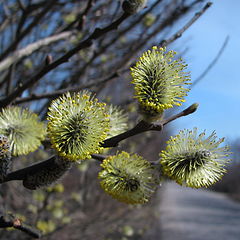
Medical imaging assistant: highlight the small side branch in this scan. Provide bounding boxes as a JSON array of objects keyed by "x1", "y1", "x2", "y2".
[
  {"x1": 191, "y1": 36, "x2": 229, "y2": 88},
  {"x1": 102, "y1": 120, "x2": 161, "y2": 148},
  {"x1": 161, "y1": 103, "x2": 199, "y2": 125},
  {"x1": 60, "y1": 0, "x2": 94, "y2": 32},
  {"x1": 0, "y1": 214, "x2": 41, "y2": 238},
  {"x1": 0, "y1": 31, "x2": 73, "y2": 73},
  {"x1": 103, "y1": 103, "x2": 198, "y2": 147},
  {"x1": 14, "y1": 72, "x2": 119, "y2": 104},
  {"x1": 160, "y1": 2, "x2": 212, "y2": 46}
]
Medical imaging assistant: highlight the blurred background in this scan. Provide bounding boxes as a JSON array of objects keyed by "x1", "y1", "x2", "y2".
[{"x1": 0, "y1": 0, "x2": 239, "y2": 239}]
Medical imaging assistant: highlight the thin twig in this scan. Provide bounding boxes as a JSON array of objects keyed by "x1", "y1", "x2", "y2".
[
  {"x1": 0, "y1": 31, "x2": 74, "y2": 73},
  {"x1": 59, "y1": 0, "x2": 94, "y2": 32},
  {"x1": 160, "y1": 2, "x2": 213, "y2": 46},
  {"x1": 14, "y1": 72, "x2": 119, "y2": 104},
  {"x1": 161, "y1": 103, "x2": 199, "y2": 125},
  {"x1": 102, "y1": 120, "x2": 159, "y2": 148},
  {"x1": 0, "y1": 13, "x2": 129, "y2": 108},
  {"x1": 0, "y1": 214, "x2": 41, "y2": 238},
  {"x1": 91, "y1": 154, "x2": 108, "y2": 162},
  {"x1": 65, "y1": 0, "x2": 163, "y2": 87},
  {"x1": 191, "y1": 36, "x2": 229, "y2": 88},
  {"x1": 0, "y1": 0, "x2": 57, "y2": 62}
]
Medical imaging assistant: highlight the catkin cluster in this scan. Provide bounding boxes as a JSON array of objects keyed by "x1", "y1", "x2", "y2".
[{"x1": 0, "y1": 45, "x2": 231, "y2": 205}]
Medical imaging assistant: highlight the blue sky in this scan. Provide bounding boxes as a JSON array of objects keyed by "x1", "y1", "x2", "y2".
[{"x1": 169, "y1": 0, "x2": 240, "y2": 141}]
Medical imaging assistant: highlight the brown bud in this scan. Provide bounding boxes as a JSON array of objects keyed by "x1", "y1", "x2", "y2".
[{"x1": 45, "y1": 55, "x2": 53, "y2": 65}]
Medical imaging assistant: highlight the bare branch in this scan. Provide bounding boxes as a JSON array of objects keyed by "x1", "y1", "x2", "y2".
[
  {"x1": 102, "y1": 120, "x2": 162, "y2": 148},
  {"x1": 1, "y1": 156, "x2": 56, "y2": 183},
  {"x1": 161, "y1": 103, "x2": 199, "y2": 125},
  {"x1": 191, "y1": 36, "x2": 229, "y2": 88},
  {"x1": 60, "y1": 0, "x2": 95, "y2": 32},
  {"x1": 0, "y1": 31, "x2": 74, "y2": 72},
  {"x1": 160, "y1": 2, "x2": 213, "y2": 46},
  {"x1": 14, "y1": 72, "x2": 119, "y2": 104},
  {"x1": 102, "y1": 103, "x2": 199, "y2": 148},
  {"x1": 0, "y1": 213, "x2": 41, "y2": 238},
  {"x1": 0, "y1": 13, "x2": 129, "y2": 108},
  {"x1": 91, "y1": 154, "x2": 109, "y2": 162}
]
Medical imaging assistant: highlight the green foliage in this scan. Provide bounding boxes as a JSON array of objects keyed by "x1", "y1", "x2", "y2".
[
  {"x1": 122, "y1": 225, "x2": 135, "y2": 237},
  {"x1": 47, "y1": 183, "x2": 65, "y2": 193},
  {"x1": 63, "y1": 13, "x2": 77, "y2": 23}
]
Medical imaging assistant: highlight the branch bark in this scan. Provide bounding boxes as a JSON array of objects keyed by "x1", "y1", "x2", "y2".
[
  {"x1": 0, "y1": 0, "x2": 57, "y2": 61},
  {"x1": 0, "y1": 13, "x2": 129, "y2": 108},
  {"x1": 0, "y1": 31, "x2": 74, "y2": 73},
  {"x1": 0, "y1": 213, "x2": 41, "y2": 238},
  {"x1": 14, "y1": 72, "x2": 119, "y2": 104},
  {"x1": 160, "y1": 2, "x2": 212, "y2": 46}
]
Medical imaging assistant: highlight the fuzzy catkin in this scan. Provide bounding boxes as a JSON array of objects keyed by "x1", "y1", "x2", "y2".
[
  {"x1": 0, "y1": 106, "x2": 46, "y2": 156},
  {"x1": 47, "y1": 91, "x2": 109, "y2": 161},
  {"x1": 122, "y1": 0, "x2": 147, "y2": 15},
  {"x1": 160, "y1": 128, "x2": 230, "y2": 188},
  {"x1": 99, "y1": 151, "x2": 160, "y2": 204},
  {"x1": 131, "y1": 46, "x2": 190, "y2": 122},
  {"x1": 23, "y1": 156, "x2": 72, "y2": 190},
  {"x1": 0, "y1": 135, "x2": 11, "y2": 182}
]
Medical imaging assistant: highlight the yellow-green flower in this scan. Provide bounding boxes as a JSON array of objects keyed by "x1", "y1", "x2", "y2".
[
  {"x1": 0, "y1": 135, "x2": 11, "y2": 181},
  {"x1": 47, "y1": 91, "x2": 110, "y2": 161},
  {"x1": 160, "y1": 128, "x2": 230, "y2": 188},
  {"x1": 106, "y1": 104, "x2": 128, "y2": 138},
  {"x1": 0, "y1": 107, "x2": 46, "y2": 156},
  {"x1": 122, "y1": 0, "x2": 147, "y2": 15},
  {"x1": 131, "y1": 46, "x2": 190, "y2": 121},
  {"x1": 99, "y1": 151, "x2": 160, "y2": 204}
]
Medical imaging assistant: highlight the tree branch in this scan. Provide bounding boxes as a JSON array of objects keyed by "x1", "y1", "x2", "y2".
[
  {"x1": 0, "y1": 31, "x2": 74, "y2": 73},
  {"x1": 0, "y1": 0, "x2": 57, "y2": 62},
  {"x1": 160, "y1": 2, "x2": 212, "y2": 46},
  {"x1": 14, "y1": 72, "x2": 119, "y2": 104},
  {"x1": 161, "y1": 103, "x2": 199, "y2": 125},
  {"x1": 0, "y1": 13, "x2": 129, "y2": 108},
  {"x1": 59, "y1": 0, "x2": 95, "y2": 32},
  {"x1": 102, "y1": 120, "x2": 162, "y2": 148},
  {"x1": 0, "y1": 213, "x2": 41, "y2": 238},
  {"x1": 191, "y1": 36, "x2": 229, "y2": 88}
]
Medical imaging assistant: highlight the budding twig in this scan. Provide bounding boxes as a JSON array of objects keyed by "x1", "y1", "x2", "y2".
[
  {"x1": 0, "y1": 213, "x2": 41, "y2": 238},
  {"x1": 0, "y1": 104, "x2": 198, "y2": 185},
  {"x1": 160, "y1": 2, "x2": 213, "y2": 47}
]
